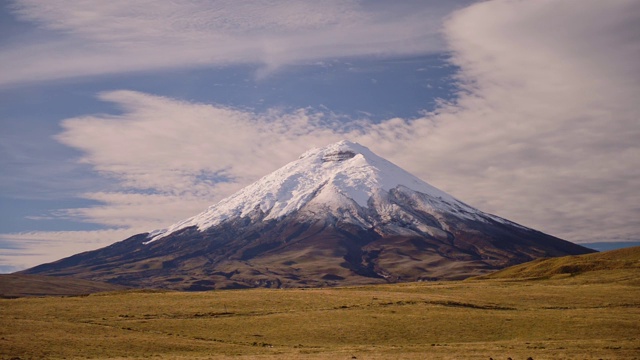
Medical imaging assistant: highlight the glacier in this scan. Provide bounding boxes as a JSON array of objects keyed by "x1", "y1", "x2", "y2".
[{"x1": 147, "y1": 140, "x2": 515, "y2": 243}]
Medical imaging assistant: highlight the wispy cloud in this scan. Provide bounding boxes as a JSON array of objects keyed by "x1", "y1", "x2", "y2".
[
  {"x1": 2, "y1": 0, "x2": 639, "y2": 271},
  {"x1": 54, "y1": 90, "x2": 345, "y2": 196},
  {"x1": 381, "y1": 0, "x2": 640, "y2": 242},
  {"x1": 0, "y1": 0, "x2": 457, "y2": 85},
  {"x1": 39, "y1": 90, "x2": 350, "y2": 237},
  {"x1": 0, "y1": 229, "x2": 136, "y2": 273}
]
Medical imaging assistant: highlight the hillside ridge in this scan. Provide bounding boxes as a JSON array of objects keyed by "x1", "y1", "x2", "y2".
[{"x1": 473, "y1": 246, "x2": 640, "y2": 282}]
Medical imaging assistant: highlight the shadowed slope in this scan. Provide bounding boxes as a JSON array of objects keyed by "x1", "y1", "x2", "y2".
[{"x1": 19, "y1": 209, "x2": 593, "y2": 290}]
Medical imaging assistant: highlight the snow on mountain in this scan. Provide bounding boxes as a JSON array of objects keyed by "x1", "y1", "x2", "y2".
[{"x1": 147, "y1": 140, "x2": 507, "y2": 243}]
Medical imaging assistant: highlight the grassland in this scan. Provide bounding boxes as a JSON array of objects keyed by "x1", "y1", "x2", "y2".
[
  {"x1": 2, "y1": 247, "x2": 639, "y2": 359},
  {"x1": 1, "y1": 277, "x2": 638, "y2": 359}
]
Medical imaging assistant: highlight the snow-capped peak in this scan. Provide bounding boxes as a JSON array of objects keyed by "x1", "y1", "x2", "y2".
[{"x1": 147, "y1": 140, "x2": 480, "y2": 242}]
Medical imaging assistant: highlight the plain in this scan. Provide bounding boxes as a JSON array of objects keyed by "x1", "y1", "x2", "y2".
[{"x1": 2, "y1": 246, "x2": 639, "y2": 359}]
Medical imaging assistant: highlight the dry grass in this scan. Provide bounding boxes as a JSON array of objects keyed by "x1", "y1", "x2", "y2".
[
  {"x1": 0, "y1": 274, "x2": 129, "y2": 298},
  {"x1": 2, "y1": 271, "x2": 639, "y2": 359},
  {"x1": 474, "y1": 246, "x2": 640, "y2": 285}
]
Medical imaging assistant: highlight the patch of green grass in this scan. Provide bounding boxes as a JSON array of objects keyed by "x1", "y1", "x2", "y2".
[{"x1": 2, "y1": 273, "x2": 639, "y2": 359}]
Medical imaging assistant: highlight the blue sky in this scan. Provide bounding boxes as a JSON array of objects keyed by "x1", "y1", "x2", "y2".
[{"x1": 1, "y1": 0, "x2": 639, "y2": 272}]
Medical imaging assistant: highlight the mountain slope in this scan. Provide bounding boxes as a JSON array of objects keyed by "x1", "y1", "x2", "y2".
[{"x1": 21, "y1": 141, "x2": 594, "y2": 289}]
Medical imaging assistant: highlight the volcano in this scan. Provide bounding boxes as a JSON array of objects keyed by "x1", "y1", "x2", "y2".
[{"x1": 22, "y1": 141, "x2": 594, "y2": 290}]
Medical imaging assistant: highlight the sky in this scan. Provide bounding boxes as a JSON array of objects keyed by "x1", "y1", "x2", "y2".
[{"x1": 1, "y1": 0, "x2": 639, "y2": 272}]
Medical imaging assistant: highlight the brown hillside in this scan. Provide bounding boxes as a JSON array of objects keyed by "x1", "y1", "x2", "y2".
[{"x1": 0, "y1": 274, "x2": 129, "y2": 298}]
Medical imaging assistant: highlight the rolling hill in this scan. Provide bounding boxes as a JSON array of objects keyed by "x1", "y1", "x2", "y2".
[{"x1": 473, "y1": 246, "x2": 640, "y2": 283}]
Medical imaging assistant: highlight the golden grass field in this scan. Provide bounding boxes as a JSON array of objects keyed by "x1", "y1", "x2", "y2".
[{"x1": 1, "y1": 247, "x2": 639, "y2": 359}]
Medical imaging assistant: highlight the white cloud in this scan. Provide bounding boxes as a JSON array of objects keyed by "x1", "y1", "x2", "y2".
[
  {"x1": 0, "y1": 0, "x2": 456, "y2": 85},
  {"x1": 1, "y1": 91, "x2": 349, "y2": 271},
  {"x1": 368, "y1": 0, "x2": 640, "y2": 242},
  {"x1": 3, "y1": 0, "x2": 639, "y2": 271},
  {"x1": 47, "y1": 90, "x2": 349, "y2": 234},
  {"x1": 0, "y1": 229, "x2": 136, "y2": 273},
  {"x1": 54, "y1": 90, "x2": 344, "y2": 196}
]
